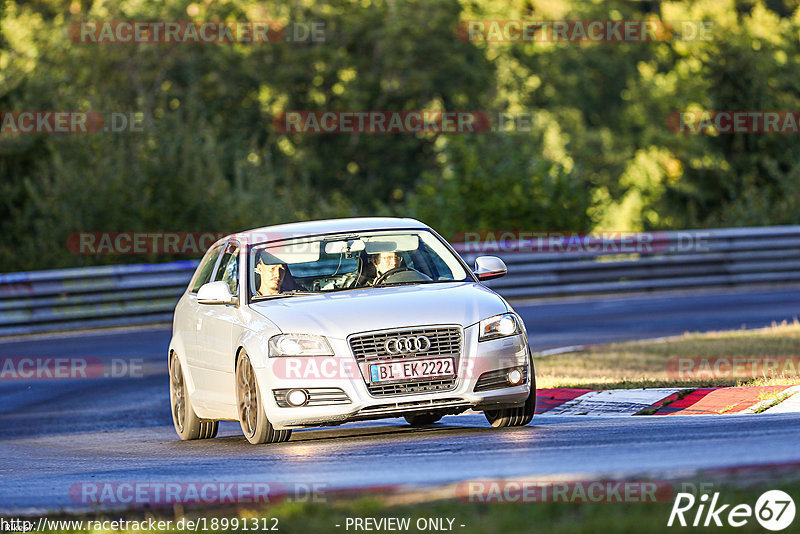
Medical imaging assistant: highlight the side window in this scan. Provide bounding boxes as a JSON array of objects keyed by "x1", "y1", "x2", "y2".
[
  {"x1": 190, "y1": 244, "x2": 224, "y2": 293},
  {"x1": 214, "y1": 242, "x2": 239, "y2": 296}
]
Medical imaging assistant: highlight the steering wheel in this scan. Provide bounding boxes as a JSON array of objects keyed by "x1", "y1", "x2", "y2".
[{"x1": 373, "y1": 267, "x2": 431, "y2": 286}]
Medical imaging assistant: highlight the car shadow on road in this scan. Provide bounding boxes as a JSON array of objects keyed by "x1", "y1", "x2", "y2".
[{"x1": 161, "y1": 417, "x2": 544, "y2": 451}]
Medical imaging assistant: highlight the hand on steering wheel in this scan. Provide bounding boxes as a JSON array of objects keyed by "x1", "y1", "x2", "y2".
[{"x1": 373, "y1": 267, "x2": 415, "y2": 286}]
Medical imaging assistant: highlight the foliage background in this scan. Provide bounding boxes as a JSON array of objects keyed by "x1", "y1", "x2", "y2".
[{"x1": 1, "y1": 0, "x2": 799, "y2": 271}]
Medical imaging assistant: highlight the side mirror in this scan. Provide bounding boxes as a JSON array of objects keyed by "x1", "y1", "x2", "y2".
[
  {"x1": 474, "y1": 256, "x2": 507, "y2": 281},
  {"x1": 197, "y1": 281, "x2": 237, "y2": 305}
]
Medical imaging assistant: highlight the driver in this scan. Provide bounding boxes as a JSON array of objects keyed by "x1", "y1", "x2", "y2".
[
  {"x1": 370, "y1": 251, "x2": 402, "y2": 284},
  {"x1": 255, "y1": 255, "x2": 290, "y2": 296}
]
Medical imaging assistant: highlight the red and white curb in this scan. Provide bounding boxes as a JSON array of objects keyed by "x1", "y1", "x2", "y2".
[
  {"x1": 541, "y1": 388, "x2": 683, "y2": 416},
  {"x1": 535, "y1": 385, "x2": 800, "y2": 417}
]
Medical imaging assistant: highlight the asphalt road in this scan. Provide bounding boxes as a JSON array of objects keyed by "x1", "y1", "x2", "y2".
[{"x1": 1, "y1": 287, "x2": 799, "y2": 512}]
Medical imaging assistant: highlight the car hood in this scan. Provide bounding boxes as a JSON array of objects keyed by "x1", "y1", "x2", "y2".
[{"x1": 249, "y1": 282, "x2": 508, "y2": 338}]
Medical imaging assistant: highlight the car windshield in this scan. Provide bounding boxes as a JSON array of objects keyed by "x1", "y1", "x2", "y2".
[{"x1": 249, "y1": 230, "x2": 470, "y2": 299}]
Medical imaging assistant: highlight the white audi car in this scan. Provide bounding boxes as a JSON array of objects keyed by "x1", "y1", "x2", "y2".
[{"x1": 169, "y1": 218, "x2": 535, "y2": 444}]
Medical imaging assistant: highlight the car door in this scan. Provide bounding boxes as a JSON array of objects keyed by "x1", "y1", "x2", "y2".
[
  {"x1": 193, "y1": 239, "x2": 242, "y2": 412},
  {"x1": 182, "y1": 242, "x2": 225, "y2": 374}
]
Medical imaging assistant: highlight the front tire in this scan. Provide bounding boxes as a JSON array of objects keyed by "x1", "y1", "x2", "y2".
[
  {"x1": 236, "y1": 351, "x2": 291, "y2": 444},
  {"x1": 484, "y1": 359, "x2": 537, "y2": 428},
  {"x1": 169, "y1": 352, "x2": 218, "y2": 440}
]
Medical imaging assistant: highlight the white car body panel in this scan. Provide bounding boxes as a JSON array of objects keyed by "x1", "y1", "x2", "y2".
[{"x1": 248, "y1": 282, "x2": 507, "y2": 339}]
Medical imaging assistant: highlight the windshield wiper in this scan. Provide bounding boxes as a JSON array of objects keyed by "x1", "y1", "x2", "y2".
[
  {"x1": 374, "y1": 280, "x2": 435, "y2": 287},
  {"x1": 253, "y1": 290, "x2": 319, "y2": 300},
  {"x1": 376, "y1": 279, "x2": 460, "y2": 287}
]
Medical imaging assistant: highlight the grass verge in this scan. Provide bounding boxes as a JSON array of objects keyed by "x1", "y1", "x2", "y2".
[{"x1": 536, "y1": 320, "x2": 800, "y2": 390}]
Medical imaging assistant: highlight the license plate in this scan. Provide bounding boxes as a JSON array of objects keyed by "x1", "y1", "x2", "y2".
[{"x1": 369, "y1": 357, "x2": 455, "y2": 383}]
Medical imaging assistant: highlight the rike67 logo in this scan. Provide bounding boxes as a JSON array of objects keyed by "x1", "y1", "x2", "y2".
[{"x1": 668, "y1": 490, "x2": 796, "y2": 531}]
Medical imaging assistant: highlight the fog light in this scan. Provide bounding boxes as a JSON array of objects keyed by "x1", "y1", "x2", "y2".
[
  {"x1": 506, "y1": 368, "x2": 523, "y2": 386},
  {"x1": 286, "y1": 389, "x2": 308, "y2": 407}
]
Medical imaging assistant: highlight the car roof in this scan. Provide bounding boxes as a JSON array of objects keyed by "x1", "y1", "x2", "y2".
[{"x1": 227, "y1": 217, "x2": 431, "y2": 245}]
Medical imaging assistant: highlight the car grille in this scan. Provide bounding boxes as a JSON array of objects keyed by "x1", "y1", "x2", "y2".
[
  {"x1": 474, "y1": 366, "x2": 528, "y2": 392},
  {"x1": 349, "y1": 326, "x2": 462, "y2": 397},
  {"x1": 349, "y1": 326, "x2": 462, "y2": 362}
]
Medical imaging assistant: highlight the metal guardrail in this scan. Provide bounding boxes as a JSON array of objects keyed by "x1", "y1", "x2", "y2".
[
  {"x1": 1, "y1": 226, "x2": 798, "y2": 336},
  {"x1": 457, "y1": 226, "x2": 800, "y2": 299},
  {"x1": 0, "y1": 261, "x2": 199, "y2": 336}
]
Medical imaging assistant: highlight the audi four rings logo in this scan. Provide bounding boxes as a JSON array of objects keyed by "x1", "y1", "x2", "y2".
[{"x1": 384, "y1": 336, "x2": 431, "y2": 354}]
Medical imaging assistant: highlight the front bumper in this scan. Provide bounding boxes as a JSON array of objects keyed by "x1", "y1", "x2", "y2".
[{"x1": 257, "y1": 325, "x2": 531, "y2": 429}]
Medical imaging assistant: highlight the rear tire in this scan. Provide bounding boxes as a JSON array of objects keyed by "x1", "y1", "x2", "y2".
[
  {"x1": 404, "y1": 413, "x2": 443, "y2": 426},
  {"x1": 484, "y1": 358, "x2": 537, "y2": 428},
  {"x1": 169, "y1": 352, "x2": 218, "y2": 440},
  {"x1": 236, "y1": 351, "x2": 291, "y2": 444}
]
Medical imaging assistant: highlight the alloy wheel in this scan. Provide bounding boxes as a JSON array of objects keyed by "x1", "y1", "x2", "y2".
[{"x1": 237, "y1": 356, "x2": 258, "y2": 438}]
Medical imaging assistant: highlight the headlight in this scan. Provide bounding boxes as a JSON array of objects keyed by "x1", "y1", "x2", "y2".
[
  {"x1": 478, "y1": 313, "x2": 521, "y2": 341},
  {"x1": 269, "y1": 334, "x2": 334, "y2": 357}
]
